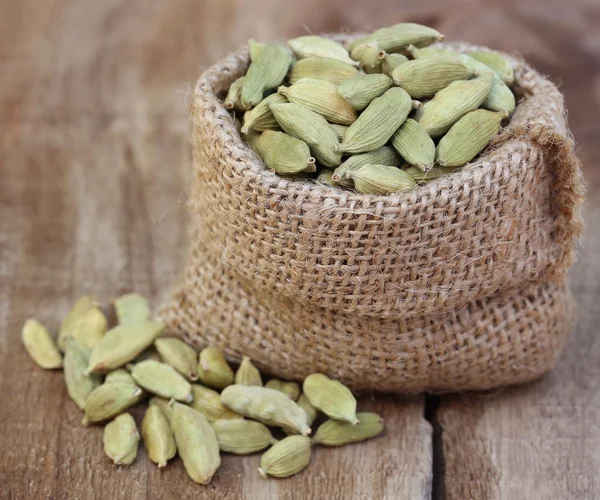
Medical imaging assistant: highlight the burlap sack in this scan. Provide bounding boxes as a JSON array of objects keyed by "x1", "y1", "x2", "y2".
[{"x1": 158, "y1": 39, "x2": 584, "y2": 393}]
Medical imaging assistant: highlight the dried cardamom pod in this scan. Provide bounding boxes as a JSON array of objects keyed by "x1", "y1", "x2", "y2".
[
  {"x1": 338, "y1": 87, "x2": 412, "y2": 154},
  {"x1": 270, "y1": 103, "x2": 341, "y2": 167},
  {"x1": 125, "y1": 346, "x2": 161, "y2": 371},
  {"x1": 350, "y1": 164, "x2": 417, "y2": 195},
  {"x1": 313, "y1": 412, "x2": 384, "y2": 446},
  {"x1": 58, "y1": 296, "x2": 95, "y2": 351},
  {"x1": 241, "y1": 44, "x2": 292, "y2": 109},
  {"x1": 436, "y1": 109, "x2": 507, "y2": 167},
  {"x1": 221, "y1": 385, "x2": 311, "y2": 435},
  {"x1": 382, "y1": 53, "x2": 409, "y2": 76},
  {"x1": 284, "y1": 393, "x2": 319, "y2": 435},
  {"x1": 303, "y1": 373, "x2": 358, "y2": 424},
  {"x1": 104, "y1": 368, "x2": 136, "y2": 385},
  {"x1": 256, "y1": 130, "x2": 316, "y2": 175},
  {"x1": 349, "y1": 42, "x2": 385, "y2": 73},
  {"x1": 468, "y1": 50, "x2": 514, "y2": 85},
  {"x1": 288, "y1": 57, "x2": 359, "y2": 85},
  {"x1": 278, "y1": 78, "x2": 357, "y2": 125},
  {"x1": 349, "y1": 23, "x2": 444, "y2": 52},
  {"x1": 332, "y1": 146, "x2": 402, "y2": 187},
  {"x1": 86, "y1": 321, "x2": 164, "y2": 374},
  {"x1": 418, "y1": 73, "x2": 494, "y2": 137},
  {"x1": 337, "y1": 73, "x2": 393, "y2": 111},
  {"x1": 155, "y1": 337, "x2": 198, "y2": 381},
  {"x1": 197, "y1": 347, "x2": 235, "y2": 390},
  {"x1": 189, "y1": 384, "x2": 242, "y2": 422},
  {"x1": 171, "y1": 402, "x2": 221, "y2": 484},
  {"x1": 288, "y1": 36, "x2": 357, "y2": 66},
  {"x1": 213, "y1": 418, "x2": 277, "y2": 455},
  {"x1": 82, "y1": 381, "x2": 143, "y2": 425},
  {"x1": 131, "y1": 360, "x2": 192, "y2": 402},
  {"x1": 317, "y1": 169, "x2": 336, "y2": 186},
  {"x1": 22, "y1": 319, "x2": 62, "y2": 369},
  {"x1": 259, "y1": 435, "x2": 312, "y2": 478},
  {"x1": 265, "y1": 379, "x2": 301, "y2": 401},
  {"x1": 248, "y1": 39, "x2": 267, "y2": 61},
  {"x1": 405, "y1": 165, "x2": 460, "y2": 184},
  {"x1": 406, "y1": 44, "x2": 447, "y2": 59},
  {"x1": 391, "y1": 118, "x2": 436, "y2": 171},
  {"x1": 330, "y1": 124, "x2": 348, "y2": 141},
  {"x1": 234, "y1": 356, "x2": 263, "y2": 386},
  {"x1": 103, "y1": 413, "x2": 139, "y2": 465},
  {"x1": 149, "y1": 396, "x2": 174, "y2": 423},
  {"x1": 142, "y1": 404, "x2": 176, "y2": 468},
  {"x1": 63, "y1": 338, "x2": 101, "y2": 410},
  {"x1": 58, "y1": 298, "x2": 107, "y2": 351},
  {"x1": 224, "y1": 76, "x2": 245, "y2": 112},
  {"x1": 392, "y1": 55, "x2": 475, "y2": 98},
  {"x1": 241, "y1": 93, "x2": 287, "y2": 134},
  {"x1": 113, "y1": 293, "x2": 151, "y2": 325}
]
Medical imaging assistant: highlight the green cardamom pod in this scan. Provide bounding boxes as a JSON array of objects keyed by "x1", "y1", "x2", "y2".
[
  {"x1": 171, "y1": 402, "x2": 221, "y2": 484},
  {"x1": 332, "y1": 146, "x2": 402, "y2": 187},
  {"x1": 349, "y1": 164, "x2": 417, "y2": 195},
  {"x1": 259, "y1": 435, "x2": 312, "y2": 478},
  {"x1": 241, "y1": 44, "x2": 292, "y2": 109},
  {"x1": 155, "y1": 337, "x2": 198, "y2": 381},
  {"x1": 392, "y1": 55, "x2": 475, "y2": 98},
  {"x1": 131, "y1": 360, "x2": 193, "y2": 402},
  {"x1": 265, "y1": 379, "x2": 301, "y2": 401},
  {"x1": 405, "y1": 165, "x2": 460, "y2": 184},
  {"x1": 248, "y1": 39, "x2": 267, "y2": 61},
  {"x1": 234, "y1": 356, "x2": 263, "y2": 386},
  {"x1": 86, "y1": 321, "x2": 164, "y2": 374},
  {"x1": 468, "y1": 50, "x2": 514, "y2": 85},
  {"x1": 125, "y1": 346, "x2": 161, "y2": 371},
  {"x1": 288, "y1": 57, "x2": 359, "y2": 85},
  {"x1": 279, "y1": 78, "x2": 357, "y2": 125},
  {"x1": 213, "y1": 418, "x2": 277, "y2": 455},
  {"x1": 303, "y1": 373, "x2": 358, "y2": 424},
  {"x1": 82, "y1": 381, "x2": 143, "y2": 425},
  {"x1": 197, "y1": 347, "x2": 235, "y2": 390},
  {"x1": 58, "y1": 296, "x2": 95, "y2": 351},
  {"x1": 406, "y1": 44, "x2": 448, "y2": 59},
  {"x1": 113, "y1": 293, "x2": 151, "y2": 326},
  {"x1": 104, "y1": 368, "x2": 136, "y2": 385},
  {"x1": 241, "y1": 93, "x2": 287, "y2": 134},
  {"x1": 382, "y1": 53, "x2": 408, "y2": 76},
  {"x1": 255, "y1": 130, "x2": 316, "y2": 175},
  {"x1": 224, "y1": 76, "x2": 245, "y2": 112},
  {"x1": 142, "y1": 404, "x2": 176, "y2": 468},
  {"x1": 270, "y1": 103, "x2": 341, "y2": 167},
  {"x1": 349, "y1": 23, "x2": 444, "y2": 52},
  {"x1": 149, "y1": 396, "x2": 174, "y2": 423},
  {"x1": 221, "y1": 385, "x2": 311, "y2": 435},
  {"x1": 316, "y1": 169, "x2": 336, "y2": 186},
  {"x1": 103, "y1": 413, "x2": 139, "y2": 465},
  {"x1": 337, "y1": 73, "x2": 393, "y2": 111},
  {"x1": 289, "y1": 36, "x2": 357, "y2": 66},
  {"x1": 391, "y1": 118, "x2": 436, "y2": 171},
  {"x1": 436, "y1": 109, "x2": 507, "y2": 167},
  {"x1": 283, "y1": 393, "x2": 319, "y2": 435},
  {"x1": 349, "y1": 42, "x2": 385, "y2": 73},
  {"x1": 313, "y1": 412, "x2": 384, "y2": 446},
  {"x1": 338, "y1": 87, "x2": 412, "y2": 154},
  {"x1": 418, "y1": 73, "x2": 494, "y2": 137},
  {"x1": 64, "y1": 338, "x2": 102, "y2": 410},
  {"x1": 59, "y1": 297, "x2": 106, "y2": 351},
  {"x1": 190, "y1": 384, "x2": 242, "y2": 422},
  {"x1": 22, "y1": 319, "x2": 62, "y2": 369},
  {"x1": 330, "y1": 123, "x2": 348, "y2": 141}
]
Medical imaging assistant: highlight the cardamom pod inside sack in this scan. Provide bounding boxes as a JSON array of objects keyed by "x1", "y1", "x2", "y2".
[{"x1": 160, "y1": 35, "x2": 583, "y2": 393}]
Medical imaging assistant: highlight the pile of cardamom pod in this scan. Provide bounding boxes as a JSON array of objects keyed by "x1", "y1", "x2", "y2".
[
  {"x1": 21, "y1": 294, "x2": 383, "y2": 484},
  {"x1": 225, "y1": 23, "x2": 516, "y2": 194}
]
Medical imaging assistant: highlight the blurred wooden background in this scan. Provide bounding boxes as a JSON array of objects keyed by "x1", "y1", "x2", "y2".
[{"x1": 1, "y1": 0, "x2": 599, "y2": 498}]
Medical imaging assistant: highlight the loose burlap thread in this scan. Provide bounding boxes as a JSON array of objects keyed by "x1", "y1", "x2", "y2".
[{"x1": 158, "y1": 38, "x2": 584, "y2": 393}]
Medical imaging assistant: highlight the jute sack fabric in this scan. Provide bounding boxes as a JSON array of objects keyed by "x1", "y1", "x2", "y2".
[{"x1": 158, "y1": 39, "x2": 584, "y2": 392}]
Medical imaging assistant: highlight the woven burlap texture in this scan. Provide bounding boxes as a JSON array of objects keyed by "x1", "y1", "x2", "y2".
[{"x1": 158, "y1": 39, "x2": 584, "y2": 393}]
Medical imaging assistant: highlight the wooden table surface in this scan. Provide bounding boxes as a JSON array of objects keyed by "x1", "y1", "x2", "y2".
[{"x1": 1, "y1": 1, "x2": 599, "y2": 498}]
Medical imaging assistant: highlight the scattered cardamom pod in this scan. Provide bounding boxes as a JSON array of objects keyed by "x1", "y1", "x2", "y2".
[
  {"x1": 241, "y1": 93, "x2": 287, "y2": 134},
  {"x1": 103, "y1": 412, "x2": 139, "y2": 465},
  {"x1": 349, "y1": 23, "x2": 443, "y2": 53},
  {"x1": 392, "y1": 55, "x2": 475, "y2": 98},
  {"x1": 270, "y1": 102, "x2": 341, "y2": 167},
  {"x1": 317, "y1": 169, "x2": 336, "y2": 186},
  {"x1": 289, "y1": 36, "x2": 357, "y2": 66},
  {"x1": 382, "y1": 53, "x2": 409, "y2": 76},
  {"x1": 224, "y1": 76, "x2": 245, "y2": 111},
  {"x1": 259, "y1": 435, "x2": 312, "y2": 478},
  {"x1": 22, "y1": 319, "x2": 63, "y2": 369},
  {"x1": 313, "y1": 412, "x2": 384, "y2": 446},
  {"x1": 155, "y1": 337, "x2": 198, "y2": 381},
  {"x1": 171, "y1": 402, "x2": 221, "y2": 484},
  {"x1": 256, "y1": 130, "x2": 316, "y2": 175},
  {"x1": 197, "y1": 347, "x2": 235, "y2": 390},
  {"x1": 390, "y1": 118, "x2": 436, "y2": 171},
  {"x1": 63, "y1": 338, "x2": 101, "y2": 410},
  {"x1": 284, "y1": 393, "x2": 319, "y2": 435},
  {"x1": 189, "y1": 384, "x2": 242, "y2": 422},
  {"x1": 58, "y1": 296, "x2": 95, "y2": 351},
  {"x1": 349, "y1": 164, "x2": 417, "y2": 195},
  {"x1": 125, "y1": 346, "x2": 161, "y2": 371},
  {"x1": 468, "y1": 50, "x2": 514, "y2": 85},
  {"x1": 248, "y1": 39, "x2": 267, "y2": 61},
  {"x1": 235, "y1": 356, "x2": 263, "y2": 386},
  {"x1": 279, "y1": 78, "x2": 357, "y2": 125},
  {"x1": 221, "y1": 385, "x2": 311, "y2": 435},
  {"x1": 349, "y1": 42, "x2": 384, "y2": 73},
  {"x1": 405, "y1": 165, "x2": 460, "y2": 184},
  {"x1": 418, "y1": 73, "x2": 494, "y2": 137},
  {"x1": 113, "y1": 293, "x2": 151, "y2": 326},
  {"x1": 131, "y1": 360, "x2": 193, "y2": 402},
  {"x1": 337, "y1": 73, "x2": 393, "y2": 111},
  {"x1": 141, "y1": 404, "x2": 176, "y2": 468},
  {"x1": 288, "y1": 57, "x2": 359, "y2": 85},
  {"x1": 241, "y1": 44, "x2": 292, "y2": 109},
  {"x1": 149, "y1": 396, "x2": 174, "y2": 423},
  {"x1": 213, "y1": 419, "x2": 277, "y2": 455},
  {"x1": 265, "y1": 379, "x2": 301, "y2": 401},
  {"x1": 332, "y1": 146, "x2": 402, "y2": 187},
  {"x1": 436, "y1": 109, "x2": 507, "y2": 167},
  {"x1": 303, "y1": 373, "x2": 358, "y2": 424},
  {"x1": 405, "y1": 44, "x2": 447, "y2": 59},
  {"x1": 82, "y1": 381, "x2": 143, "y2": 425},
  {"x1": 338, "y1": 87, "x2": 412, "y2": 154},
  {"x1": 105, "y1": 368, "x2": 136, "y2": 385}
]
